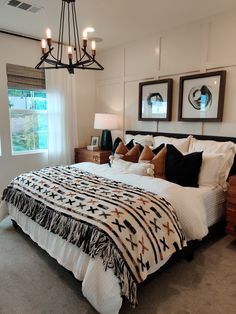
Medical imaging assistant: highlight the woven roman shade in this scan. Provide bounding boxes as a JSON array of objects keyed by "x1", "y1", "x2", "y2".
[{"x1": 6, "y1": 64, "x2": 45, "y2": 90}]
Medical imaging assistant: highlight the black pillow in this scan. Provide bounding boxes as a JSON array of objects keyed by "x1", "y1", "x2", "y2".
[
  {"x1": 112, "y1": 137, "x2": 122, "y2": 154},
  {"x1": 165, "y1": 144, "x2": 202, "y2": 187},
  {"x1": 126, "y1": 139, "x2": 134, "y2": 150},
  {"x1": 152, "y1": 143, "x2": 165, "y2": 155}
]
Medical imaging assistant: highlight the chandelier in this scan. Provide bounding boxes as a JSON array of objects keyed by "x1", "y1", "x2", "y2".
[{"x1": 35, "y1": 0, "x2": 104, "y2": 74}]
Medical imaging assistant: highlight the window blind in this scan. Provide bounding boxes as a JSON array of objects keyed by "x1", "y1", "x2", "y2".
[{"x1": 6, "y1": 63, "x2": 45, "y2": 90}]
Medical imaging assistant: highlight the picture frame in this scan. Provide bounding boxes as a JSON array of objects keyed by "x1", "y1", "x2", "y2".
[
  {"x1": 138, "y1": 79, "x2": 173, "y2": 121},
  {"x1": 178, "y1": 71, "x2": 226, "y2": 122},
  {"x1": 90, "y1": 136, "x2": 99, "y2": 146}
]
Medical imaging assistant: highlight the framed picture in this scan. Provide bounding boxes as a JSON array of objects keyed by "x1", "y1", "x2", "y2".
[
  {"x1": 178, "y1": 71, "x2": 226, "y2": 121},
  {"x1": 138, "y1": 79, "x2": 173, "y2": 121},
  {"x1": 90, "y1": 136, "x2": 99, "y2": 146}
]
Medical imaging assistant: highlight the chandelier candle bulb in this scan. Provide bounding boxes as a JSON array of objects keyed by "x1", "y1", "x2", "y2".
[
  {"x1": 82, "y1": 29, "x2": 88, "y2": 49},
  {"x1": 82, "y1": 29, "x2": 88, "y2": 40},
  {"x1": 46, "y1": 28, "x2": 52, "y2": 46},
  {"x1": 91, "y1": 41, "x2": 96, "y2": 57},
  {"x1": 68, "y1": 46, "x2": 73, "y2": 59},
  {"x1": 41, "y1": 39, "x2": 47, "y2": 54}
]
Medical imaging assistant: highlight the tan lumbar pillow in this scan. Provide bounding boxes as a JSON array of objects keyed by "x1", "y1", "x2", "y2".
[
  {"x1": 151, "y1": 147, "x2": 167, "y2": 179},
  {"x1": 122, "y1": 144, "x2": 140, "y2": 163}
]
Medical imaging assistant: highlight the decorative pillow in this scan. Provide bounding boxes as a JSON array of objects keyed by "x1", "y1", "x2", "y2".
[
  {"x1": 111, "y1": 158, "x2": 154, "y2": 176},
  {"x1": 114, "y1": 139, "x2": 134, "y2": 157},
  {"x1": 139, "y1": 144, "x2": 165, "y2": 162},
  {"x1": 112, "y1": 137, "x2": 122, "y2": 154},
  {"x1": 122, "y1": 144, "x2": 141, "y2": 163},
  {"x1": 125, "y1": 134, "x2": 153, "y2": 146},
  {"x1": 189, "y1": 137, "x2": 236, "y2": 189},
  {"x1": 115, "y1": 141, "x2": 129, "y2": 155},
  {"x1": 139, "y1": 145, "x2": 155, "y2": 161},
  {"x1": 139, "y1": 145, "x2": 166, "y2": 179},
  {"x1": 198, "y1": 153, "x2": 226, "y2": 187},
  {"x1": 165, "y1": 144, "x2": 202, "y2": 187},
  {"x1": 151, "y1": 147, "x2": 167, "y2": 179},
  {"x1": 154, "y1": 135, "x2": 191, "y2": 153}
]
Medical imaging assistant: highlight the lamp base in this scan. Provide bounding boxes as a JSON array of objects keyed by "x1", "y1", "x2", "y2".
[{"x1": 101, "y1": 129, "x2": 112, "y2": 150}]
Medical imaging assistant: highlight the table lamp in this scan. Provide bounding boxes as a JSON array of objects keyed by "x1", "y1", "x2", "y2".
[{"x1": 94, "y1": 113, "x2": 119, "y2": 150}]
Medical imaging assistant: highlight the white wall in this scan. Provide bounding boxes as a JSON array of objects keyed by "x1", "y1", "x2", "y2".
[
  {"x1": 95, "y1": 9, "x2": 236, "y2": 139},
  {"x1": 0, "y1": 33, "x2": 95, "y2": 195},
  {"x1": 76, "y1": 70, "x2": 96, "y2": 147}
]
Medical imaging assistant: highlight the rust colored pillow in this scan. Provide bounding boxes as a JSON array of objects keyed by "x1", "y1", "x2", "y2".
[
  {"x1": 122, "y1": 144, "x2": 141, "y2": 163},
  {"x1": 139, "y1": 145, "x2": 155, "y2": 162},
  {"x1": 115, "y1": 141, "x2": 129, "y2": 155},
  {"x1": 151, "y1": 147, "x2": 167, "y2": 179}
]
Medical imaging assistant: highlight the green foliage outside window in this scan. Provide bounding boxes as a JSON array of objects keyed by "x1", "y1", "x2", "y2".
[{"x1": 8, "y1": 89, "x2": 48, "y2": 153}]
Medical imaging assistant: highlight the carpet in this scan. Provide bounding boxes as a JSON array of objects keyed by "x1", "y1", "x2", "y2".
[{"x1": 0, "y1": 217, "x2": 236, "y2": 314}]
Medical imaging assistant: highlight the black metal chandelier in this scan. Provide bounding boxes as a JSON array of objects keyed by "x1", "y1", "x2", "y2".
[{"x1": 35, "y1": 0, "x2": 104, "y2": 74}]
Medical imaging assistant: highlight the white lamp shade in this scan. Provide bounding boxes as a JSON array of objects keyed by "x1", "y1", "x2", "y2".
[{"x1": 94, "y1": 113, "x2": 119, "y2": 130}]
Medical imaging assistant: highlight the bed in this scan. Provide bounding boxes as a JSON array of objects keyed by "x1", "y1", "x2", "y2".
[{"x1": 0, "y1": 131, "x2": 236, "y2": 314}]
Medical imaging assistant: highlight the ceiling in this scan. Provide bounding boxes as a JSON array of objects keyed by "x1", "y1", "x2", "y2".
[{"x1": 0, "y1": 0, "x2": 236, "y2": 51}]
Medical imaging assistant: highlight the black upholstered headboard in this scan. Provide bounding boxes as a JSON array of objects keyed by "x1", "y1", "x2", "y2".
[{"x1": 125, "y1": 130, "x2": 236, "y2": 176}]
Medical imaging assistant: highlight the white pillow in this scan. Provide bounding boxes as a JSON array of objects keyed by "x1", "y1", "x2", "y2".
[
  {"x1": 153, "y1": 135, "x2": 191, "y2": 153},
  {"x1": 110, "y1": 158, "x2": 154, "y2": 176},
  {"x1": 189, "y1": 137, "x2": 236, "y2": 155},
  {"x1": 189, "y1": 137, "x2": 236, "y2": 189},
  {"x1": 198, "y1": 153, "x2": 225, "y2": 187},
  {"x1": 125, "y1": 134, "x2": 153, "y2": 146}
]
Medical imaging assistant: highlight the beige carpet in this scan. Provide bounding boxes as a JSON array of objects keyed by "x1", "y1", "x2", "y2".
[{"x1": 0, "y1": 217, "x2": 235, "y2": 314}]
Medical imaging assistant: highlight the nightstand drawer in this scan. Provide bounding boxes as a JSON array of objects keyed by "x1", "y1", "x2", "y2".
[{"x1": 74, "y1": 148, "x2": 111, "y2": 164}]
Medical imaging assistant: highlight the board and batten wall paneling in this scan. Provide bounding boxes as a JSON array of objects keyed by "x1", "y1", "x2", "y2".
[
  {"x1": 95, "y1": 9, "x2": 236, "y2": 138},
  {"x1": 207, "y1": 11, "x2": 236, "y2": 68},
  {"x1": 124, "y1": 36, "x2": 160, "y2": 81},
  {"x1": 96, "y1": 80, "x2": 124, "y2": 139},
  {"x1": 203, "y1": 67, "x2": 236, "y2": 136},
  {"x1": 95, "y1": 46, "x2": 125, "y2": 139},
  {"x1": 159, "y1": 22, "x2": 203, "y2": 76},
  {"x1": 125, "y1": 80, "x2": 157, "y2": 132},
  {"x1": 96, "y1": 47, "x2": 124, "y2": 82},
  {"x1": 76, "y1": 70, "x2": 96, "y2": 147}
]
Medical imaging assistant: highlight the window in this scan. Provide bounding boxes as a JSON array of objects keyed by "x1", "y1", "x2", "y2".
[
  {"x1": 6, "y1": 64, "x2": 47, "y2": 154},
  {"x1": 8, "y1": 89, "x2": 47, "y2": 153}
]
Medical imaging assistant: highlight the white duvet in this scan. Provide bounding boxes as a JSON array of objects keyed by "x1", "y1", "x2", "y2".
[{"x1": 0, "y1": 162, "x2": 209, "y2": 314}]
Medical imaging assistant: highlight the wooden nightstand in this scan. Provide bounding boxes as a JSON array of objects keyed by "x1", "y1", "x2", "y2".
[
  {"x1": 74, "y1": 147, "x2": 111, "y2": 164},
  {"x1": 226, "y1": 175, "x2": 236, "y2": 237}
]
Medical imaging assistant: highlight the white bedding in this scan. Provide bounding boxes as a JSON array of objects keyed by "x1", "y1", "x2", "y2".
[
  {"x1": 0, "y1": 162, "x2": 212, "y2": 314},
  {"x1": 187, "y1": 185, "x2": 226, "y2": 227}
]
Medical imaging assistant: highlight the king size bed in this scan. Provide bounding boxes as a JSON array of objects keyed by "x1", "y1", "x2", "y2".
[{"x1": 0, "y1": 131, "x2": 235, "y2": 314}]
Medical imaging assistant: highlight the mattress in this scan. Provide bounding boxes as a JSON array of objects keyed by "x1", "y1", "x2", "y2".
[{"x1": 187, "y1": 185, "x2": 226, "y2": 227}]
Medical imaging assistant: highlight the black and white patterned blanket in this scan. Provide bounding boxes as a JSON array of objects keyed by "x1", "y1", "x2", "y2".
[{"x1": 2, "y1": 166, "x2": 186, "y2": 306}]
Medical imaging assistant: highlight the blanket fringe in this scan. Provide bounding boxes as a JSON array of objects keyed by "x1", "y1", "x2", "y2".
[{"x1": 2, "y1": 187, "x2": 138, "y2": 307}]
